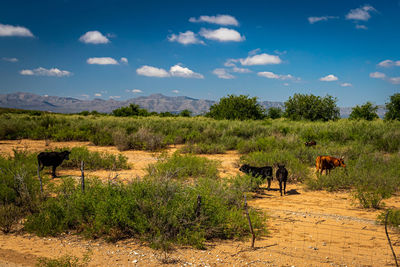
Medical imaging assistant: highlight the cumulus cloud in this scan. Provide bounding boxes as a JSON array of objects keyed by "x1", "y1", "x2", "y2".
[
  {"x1": 94, "y1": 93, "x2": 102, "y2": 97},
  {"x1": 346, "y1": 5, "x2": 376, "y2": 21},
  {"x1": 369, "y1": 72, "x2": 386, "y2": 79},
  {"x1": 172, "y1": 90, "x2": 179, "y2": 94},
  {"x1": 79, "y1": 31, "x2": 110, "y2": 44},
  {"x1": 319, "y1": 74, "x2": 338, "y2": 82},
  {"x1": 0, "y1": 23, "x2": 34, "y2": 37},
  {"x1": 258, "y1": 71, "x2": 295, "y2": 80},
  {"x1": 308, "y1": 16, "x2": 338, "y2": 24},
  {"x1": 239, "y1": 53, "x2": 282, "y2": 66},
  {"x1": 137, "y1": 64, "x2": 203, "y2": 79},
  {"x1": 20, "y1": 67, "x2": 71, "y2": 77},
  {"x1": 378, "y1": 60, "x2": 400, "y2": 68},
  {"x1": 131, "y1": 89, "x2": 142, "y2": 93},
  {"x1": 189, "y1": 15, "x2": 239, "y2": 26},
  {"x1": 355, "y1": 24, "x2": 368, "y2": 30},
  {"x1": 199, "y1": 28, "x2": 244, "y2": 42},
  {"x1": 120, "y1": 57, "x2": 128, "y2": 64},
  {"x1": 136, "y1": 65, "x2": 170, "y2": 77},
  {"x1": 341, "y1": 83, "x2": 352, "y2": 87},
  {"x1": 87, "y1": 57, "x2": 119, "y2": 65},
  {"x1": 213, "y1": 68, "x2": 235, "y2": 79},
  {"x1": 232, "y1": 66, "x2": 251, "y2": 73},
  {"x1": 168, "y1": 31, "x2": 204, "y2": 45},
  {"x1": 169, "y1": 64, "x2": 204, "y2": 78},
  {"x1": 2, "y1": 57, "x2": 18, "y2": 62},
  {"x1": 389, "y1": 77, "x2": 400, "y2": 84}
]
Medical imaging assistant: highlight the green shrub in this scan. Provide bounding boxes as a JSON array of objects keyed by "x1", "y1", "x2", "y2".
[
  {"x1": 0, "y1": 204, "x2": 24, "y2": 233},
  {"x1": 58, "y1": 147, "x2": 129, "y2": 170},
  {"x1": 36, "y1": 252, "x2": 91, "y2": 267},
  {"x1": 377, "y1": 209, "x2": 400, "y2": 229}
]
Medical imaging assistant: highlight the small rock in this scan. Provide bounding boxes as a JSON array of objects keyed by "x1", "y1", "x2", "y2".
[{"x1": 132, "y1": 259, "x2": 138, "y2": 263}]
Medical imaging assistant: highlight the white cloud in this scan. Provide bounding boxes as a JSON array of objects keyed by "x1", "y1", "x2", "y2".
[
  {"x1": 213, "y1": 68, "x2": 235, "y2": 79},
  {"x1": 199, "y1": 27, "x2": 244, "y2": 42},
  {"x1": 2, "y1": 57, "x2": 18, "y2": 62},
  {"x1": 239, "y1": 53, "x2": 282, "y2": 66},
  {"x1": 94, "y1": 93, "x2": 102, "y2": 97},
  {"x1": 340, "y1": 83, "x2": 352, "y2": 87},
  {"x1": 388, "y1": 77, "x2": 400, "y2": 84},
  {"x1": 355, "y1": 25, "x2": 368, "y2": 30},
  {"x1": 20, "y1": 67, "x2": 71, "y2": 77},
  {"x1": 308, "y1": 16, "x2": 338, "y2": 24},
  {"x1": 136, "y1": 65, "x2": 170, "y2": 77},
  {"x1": 189, "y1": 15, "x2": 239, "y2": 26},
  {"x1": 369, "y1": 72, "x2": 386, "y2": 79},
  {"x1": 248, "y1": 48, "x2": 261, "y2": 56},
  {"x1": 378, "y1": 59, "x2": 400, "y2": 68},
  {"x1": 137, "y1": 64, "x2": 203, "y2": 78},
  {"x1": 79, "y1": 31, "x2": 110, "y2": 44},
  {"x1": 319, "y1": 74, "x2": 338, "y2": 82},
  {"x1": 258, "y1": 71, "x2": 295, "y2": 80},
  {"x1": 169, "y1": 64, "x2": 204, "y2": 79},
  {"x1": 0, "y1": 23, "x2": 34, "y2": 37},
  {"x1": 87, "y1": 57, "x2": 119, "y2": 65},
  {"x1": 131, "y1": 89, "x2": 142, "y2": 93},
  {"x1": 168, "y1": 31, "x2": 204, "y2": 45},
  {"x1": 346, "y1": 5, "x2": 376, "y2": 21},
  {"x1": 224, "y1": 59, "x2": 237, "y2": 67},
  {"x1": 172, "y1": 90, "x2": 179, "y2": 94},
  {"x1": 232, "y1": 66, "x2": 251, "y2": 73},
  {"x1": 120, "y1": 57, "x2": 128, "y2": 64},
  {"x1": 109, "y1": 96, "x2": 121, "y2": 99}
]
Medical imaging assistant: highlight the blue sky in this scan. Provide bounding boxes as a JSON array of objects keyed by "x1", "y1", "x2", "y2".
[{"x1": 0, "y1": 0, "x2": 399, "y2": 106}]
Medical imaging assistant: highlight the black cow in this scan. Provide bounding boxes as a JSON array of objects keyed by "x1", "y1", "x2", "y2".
[
  {"x1": 305, "y1": 140, "x2": 317, "y2": 147},
  {"x1": 239, "y1": 164, "x2": 273, "y2": 190},
  {"x1": 276, "y1": 164, "x2": 288, "y2": 196},
  {"x1": 37, "y1": 151, "x2": 71, "y2": 178}
]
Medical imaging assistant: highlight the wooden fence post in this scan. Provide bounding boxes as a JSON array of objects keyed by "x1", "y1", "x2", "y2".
[
  {"x1": 37, "y1": 165, "x2": 43, "y2": 194},
  {"x1": 81, "y1": 161, "x2": 85, "y2": 193},
  {"x1": 385, "y1": 210, "x2": 399, "y2": 267},
  {"x1": 244, "y1": 194, "x2": 255, "y2": 249}
]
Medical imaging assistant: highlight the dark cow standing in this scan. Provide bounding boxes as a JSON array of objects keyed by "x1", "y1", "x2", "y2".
[
  {"x1": 305, "y1": 140, "x2": 317, "y2": 147},
  {"x1": 239, "y1": 164, "x2": 273, "y2": 190},
  {"x1": 276, "y1": 164, "x2": 288, "y2": 196},
  {"x1": 315, "y1": 156, "x2": 346, "y2": 175},
  {"x1": 38, "y1": 151, "x2": 71, "y2": 178}
]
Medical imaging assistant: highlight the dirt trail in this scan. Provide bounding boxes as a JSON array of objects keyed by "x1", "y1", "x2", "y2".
[{"x1": 0, "y1": 139, "x2": 399, "y2": 266}]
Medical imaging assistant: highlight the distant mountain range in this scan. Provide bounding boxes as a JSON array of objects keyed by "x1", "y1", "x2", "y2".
[{"x1": 0, "y1": 92, "x2": 386, "y2": 117}]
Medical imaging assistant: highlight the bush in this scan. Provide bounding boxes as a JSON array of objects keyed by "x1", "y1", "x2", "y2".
[
  {"x1": 349, "y1": 102, "x2": 379, "y2": 121},
  {"x1": 377, "y1": 209, "x2": 400, "y2": 229},
  {"x1": 207, "y1": 95, "x2": 266, "y2": 120},
  {"x1": 284, "y1": 93, "x2": 340, "y2": 121},
  {"x1": 385, "y1": 93, "x2": 400, "y2": 121},
  {"x1": 180, "y1": 143, "x2": 226, "y2": 154},
  {"x1": 0, "y1": 204, "x2": 23, "y2": 233},
  {"x1": 36, "y1": 253, "x2": 91, "y2": 267},
  {"x1": 59, "y1": 147, "x2": 129, "y2": 170}
]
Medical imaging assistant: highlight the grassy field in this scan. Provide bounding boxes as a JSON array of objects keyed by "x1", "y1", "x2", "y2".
[{"x1": 1, "y1": 112, "x2": 400, "y2": 250}]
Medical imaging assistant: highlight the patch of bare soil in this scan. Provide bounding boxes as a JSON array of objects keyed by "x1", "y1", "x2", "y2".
[{"x1": 0, "y1": 140, "x2": 399, "y2": 266}]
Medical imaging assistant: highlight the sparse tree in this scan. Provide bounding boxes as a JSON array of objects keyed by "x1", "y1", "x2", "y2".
[
  {"x1": 207, "y1": 94, "x2": 266, "y2": 120},
  {"x1": 112, "y1": 104, "x2": 149, "y2": 117},
  {"x1": 349, "y1": 102, "x2": 378, "y2": 120},
  {"x1": 385, "y1": 93, "x2": 400, "y2": 121},
  {"x1": 179, "y1": 109, "x2": 192, "y2": 117},
  {"x1": 284, "y1": 93, "x2": 340, "y2": 121}
]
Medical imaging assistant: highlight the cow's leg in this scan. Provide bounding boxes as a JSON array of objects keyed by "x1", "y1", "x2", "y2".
[
  {"x1": 279, "y1": 180, "x2": 282, "y2": 196},
  {"x1": 283, "y1": 180, "x2": 287, "y2": 195},
  {"x1": 52, "y1": 165, "x2": 57, "y2": 178},
  {"x1": 267, "y1": 178, "x2": 271, "y2": 190}
]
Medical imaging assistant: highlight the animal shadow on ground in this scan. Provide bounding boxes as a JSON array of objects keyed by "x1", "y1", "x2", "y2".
[{"x1": 285, "y1": 189, "x2": 300, "y2": 195}]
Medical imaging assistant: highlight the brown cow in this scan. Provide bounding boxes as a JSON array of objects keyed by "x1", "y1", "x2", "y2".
[{"x1": 315, "y1": 156, "x2": 346, "y2": 175}]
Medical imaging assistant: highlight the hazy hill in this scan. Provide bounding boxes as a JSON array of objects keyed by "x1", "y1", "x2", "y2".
[{"x1": 0, "y1": 92, "x2": 386, "y2": 117}]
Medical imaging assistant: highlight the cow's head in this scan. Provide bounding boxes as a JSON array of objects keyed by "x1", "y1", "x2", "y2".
[
  {"x1": 338, "y1": 157, "x2": 346, "y2": 168},
  {"x1": 277, "y1": 164, "x2": 285, "y2": 169},
  {"x1": 239, "y1": 164, "x2": 250, "y2": 173},
  {"x1": 62, "y1": 150, "x2": 71, "y2": 160}
]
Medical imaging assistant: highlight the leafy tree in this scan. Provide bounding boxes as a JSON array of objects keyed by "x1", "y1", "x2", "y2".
[
  {"x1": 267, "y1": 107, "x2": 283, "y2": 119},
  {"x1": 179, "y1": 109, "x2": 192, "y2": 117},
  {"x1": 284, "y1": 93, "x2": 340, "y2": 121},
  {"x1": 112, "y1": 104, "x2": 149, "y2": 117},
  {"x1": 207, "y1": 94, "x2": 266, "y2": 120},
  {"x1": 385, "y1": 93, "x2": 400, "y2": 121},
  {"x1": 349, "y1": 102, "x2": 378, "y2": 120}
]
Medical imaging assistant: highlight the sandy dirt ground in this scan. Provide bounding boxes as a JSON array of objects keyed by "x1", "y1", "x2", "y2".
[{"x1": 0, "y1": 139, "x2": 399, "y2": 266}]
